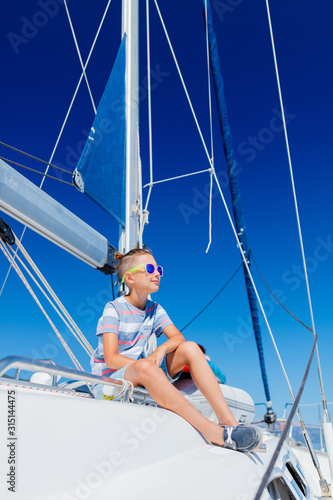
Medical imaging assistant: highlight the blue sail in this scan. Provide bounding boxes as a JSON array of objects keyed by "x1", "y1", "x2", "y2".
[
  {"x1": 203, "y1": 0, "x2": 274, "y2": 417},
  {"x1": 73, "y1": 36, "x2": 127, "y2": 227}
]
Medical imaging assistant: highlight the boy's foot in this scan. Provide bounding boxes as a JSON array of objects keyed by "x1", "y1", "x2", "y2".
[{"x1": 222, "y1": 425, "x2": 265, "y2": 453}]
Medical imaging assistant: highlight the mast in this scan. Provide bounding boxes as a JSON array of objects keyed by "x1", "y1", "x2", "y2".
[{"x1": 120, "y1": 0, "x2": 140, "y2": 254}]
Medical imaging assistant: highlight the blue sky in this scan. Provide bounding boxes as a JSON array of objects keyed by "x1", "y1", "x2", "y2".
[{"x1": 1, "y1": 0, "x2": 333, "y2": 425}]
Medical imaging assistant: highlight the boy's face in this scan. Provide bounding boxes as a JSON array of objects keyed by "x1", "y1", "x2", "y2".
[{"x1": 126, "y1": 254, "x2": 162, "y2": 294}]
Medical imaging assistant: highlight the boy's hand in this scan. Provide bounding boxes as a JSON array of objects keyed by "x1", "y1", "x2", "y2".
[{"x1": 147, "y1": 345, "x2": 167, "y2": 366}]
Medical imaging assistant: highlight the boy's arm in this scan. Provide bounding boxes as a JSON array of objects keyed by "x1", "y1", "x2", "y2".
[
  {"x1": 103, "y1": 332, "x2": 136, "y2": 370},
  {"x1": 147, "y1": 324, "x2": 185, "y2": 365}
]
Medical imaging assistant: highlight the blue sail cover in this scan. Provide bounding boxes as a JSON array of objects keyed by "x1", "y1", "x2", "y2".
[
  {"x1": 203, "y1": 0, "x2": 272, "y2": 405},
  {"x1": 74, "y1": 36, "x2": 127, "y2": 226}
]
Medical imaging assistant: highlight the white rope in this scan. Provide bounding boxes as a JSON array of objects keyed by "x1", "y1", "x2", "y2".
[
  {"x1": 64, "y1": 0, "x2": 97, "y2": 114},
  {"x1": 205, "y1": 170, "x2": 213, "y2": 253},
  {"x1": 204, "y1": 0, "x2": 214, "y2": 254},
  {"x1": 212, "y1": 170, "x2": 301, "y2": 411},
  {"x1": 136, "y1": 128, "x2": 143, "y2": 248},
  {"x1": 145, "y1": 0, "x2": 154, "y2": 214},
  {"x1": 13, "y1": 236, "x2": 93, "y2": 356},
  {"x1": 204, "y1": 0, "x2": 215, "y2": 169},
  {"x1": 265, "y1": 0, "x2": 327, "y2": 409},
  {"x1": 0, "y1": 1, "x2": 112, "y2": 297},
  {"x1": 138, "y1": 0, "x2": 215, "y2": 245},
  {"x1": 9, "y1": 246, "x2": 91, "y2": 357},
  {"x1": 143, "y1": 168, "x2": 211, "y2": 188},
  {"x1": 0, "y1": 240, "x2": 83, "y2": 371},
  {"x1": 153, "y1": 0, "x2": 213, "y2": 168},
  {"x1": 138, "y1": 0, "x2": 154, "y2": 245}
]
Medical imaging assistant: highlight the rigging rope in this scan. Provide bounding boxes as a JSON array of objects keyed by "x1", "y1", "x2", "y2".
[
  {"x1": 8, "y1": 245, "x2": 92, "y2": 357},
  {"x1": 0, "y1": 0, "x2": 112, "y2": 297},
  {"x1": 204, "y1": 0, "x2": 215, "y2": 253},
  {"x1": 0, "y1": 141, "x2": 73, "y2": 175},
  {"x1": 153, "y1": 0, "x2": 213, "y2": 169},
  {"x1": 0, "y1": 239, "x2": 83, "y2": 371},
  {"x1": 0, "y1": 156, "x2": 74, "y2": 187},
  {"x1": 204, "y1": 0, "x2": 215, "y2": 171},
  {"x1": 64, "y1": 0, "x2": 97, "y2": 114},
  {"x1": 266, "y1": 0, "x2": 329, "y2": 433},
  {"x1": 180, "y1": 262, "x2": 243, "y2": 332},
  {"x1": 140, "y1": 0, "x2": 216, "y2": 247},
  {"x1": 251, "y1": 252, "x2": 317, "y2": 334},
  {"x1": 14, "y1": 234, "x2": 93, "y2": 356},
  {"x1": 211, "y1": 154, "x2": 321, "y2": 443},
  {"x1": 205, "y1": 170, "x2": 213, "y2": 253},
  {"x1": 203, "y1": 0, "x2": 273, "y2": 407},
  {"x1": 265, "y1": 1, "x2": 318, "y2": 339},
  {"x1": 143, "y1": 0, "x2": 154, "y2": 219},
  {"x1": 143, "y1": 168, "x2": 211, "y2": 188}
]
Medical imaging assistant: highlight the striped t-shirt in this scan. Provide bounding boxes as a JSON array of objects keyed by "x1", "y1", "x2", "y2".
[{"x1": 90, "y1": 295, "x2": 173, "y2": 377}]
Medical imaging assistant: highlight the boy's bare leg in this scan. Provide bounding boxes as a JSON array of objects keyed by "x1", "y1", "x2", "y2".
[
  {"x1": 124, "y1": 359, "x2": 225, "y2": 446},
  {"x1": 167, "y1": 341, "x2": 238, "y2": 426}
]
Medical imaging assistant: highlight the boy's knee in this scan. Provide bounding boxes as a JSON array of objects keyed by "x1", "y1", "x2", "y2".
[
  {"x1": 178, "y1": 341, "x2": 202, "y2": 356},
  {"x1": 134, "y1": 358, "x2": 158, "y2": 378}
]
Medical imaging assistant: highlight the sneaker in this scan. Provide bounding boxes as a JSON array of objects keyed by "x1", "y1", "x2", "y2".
[{"x1": 222, "y1": 425, "x2": 264, "y2": 453}]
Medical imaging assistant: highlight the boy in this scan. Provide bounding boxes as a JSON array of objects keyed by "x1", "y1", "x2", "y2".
[{"x1": 91, "y1": 249, "x2": 264, "y2": 452}]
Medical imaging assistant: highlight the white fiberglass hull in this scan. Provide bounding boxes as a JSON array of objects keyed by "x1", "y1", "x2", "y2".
[{"x1": 0, "y1": 377, "x2": 328, "y2": 500}]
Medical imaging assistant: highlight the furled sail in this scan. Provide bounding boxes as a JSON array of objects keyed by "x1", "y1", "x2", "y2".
[
  {"x1": 203, "y1": 0, "x2": 275, "y2": 422},
  {"x1": 73, "y1": 36, "x2": 127, "y2": 227}
]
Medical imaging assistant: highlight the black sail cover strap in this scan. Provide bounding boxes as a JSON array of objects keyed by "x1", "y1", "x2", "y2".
[{"x1": 0, "y1": 218, "x2": 15, "y2": 246}]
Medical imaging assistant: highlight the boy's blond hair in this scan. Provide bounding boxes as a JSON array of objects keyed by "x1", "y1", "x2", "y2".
[{"x1": 115, "y1": 248, "x2": 152, "y2": 283}]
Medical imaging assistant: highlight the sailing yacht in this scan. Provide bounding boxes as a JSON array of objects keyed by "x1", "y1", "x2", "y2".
[{"x1": 0, "y1": 0, "x2": 333, "y2": 498}]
